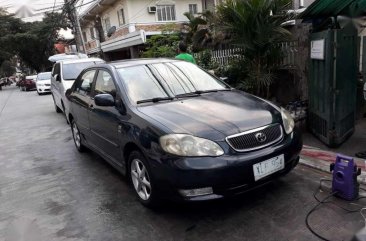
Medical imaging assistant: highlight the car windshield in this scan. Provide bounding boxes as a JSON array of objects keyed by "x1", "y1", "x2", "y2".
[
  {"x1": 117, "y1": 61, "x2": 228, "y2": 104},
  {"x1": 37, "y1": 72, "x2": 51, "y2": 80},
  {"x1": 62, "y1": 61, "x2": 102, "y2": 80}
]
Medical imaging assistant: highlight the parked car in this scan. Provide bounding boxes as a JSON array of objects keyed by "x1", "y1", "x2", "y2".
[
  {"x1": 67, "y1": 59, "x2": 303, "y2": 207},
  {"x1": 51, "y1": 58, "x2": 104, "y2": 121},
  {"x1": 19, "y1": 75, "x2": 37, "y2": 91},
  {"x1": 36, "y1": 72, "x2": 52, "y2": 95}
]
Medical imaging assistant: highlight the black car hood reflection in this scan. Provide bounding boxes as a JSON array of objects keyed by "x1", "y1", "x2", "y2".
[{"x1": 137, "y1": 90, "x2": 281, "y2": 141}]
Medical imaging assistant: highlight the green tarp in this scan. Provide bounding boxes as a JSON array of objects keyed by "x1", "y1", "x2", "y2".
[{"x1": 299, "y1": 0, "x2": 366, "y2": 20}]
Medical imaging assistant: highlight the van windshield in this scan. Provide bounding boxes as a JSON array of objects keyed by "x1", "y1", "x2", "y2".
[{"x1": 62, "y1": 61, "x2": 102, "y2": 80}]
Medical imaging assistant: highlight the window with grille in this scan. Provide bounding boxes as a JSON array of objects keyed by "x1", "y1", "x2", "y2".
[
  {"x1": 189, "y1": 4, "x2": 197, "y2": 14},
  {"x1": 104, "y1": 17, "x2": 111, "y2": 31},
  {"x1": 157, "y1": 5, "x2": 176, "y2": 21},
  {"x1": 118, "y1": 8, "x2": 125, "y2": 26},
  {"x1": 90, "y1": 27, "x2": 95, "y2": 39}
]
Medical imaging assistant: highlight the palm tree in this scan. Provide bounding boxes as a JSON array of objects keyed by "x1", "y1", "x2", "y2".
[
  {"x1": 182, "y1": 11, "x2": 226, "y2": 52},
  {"x1": 217, "y1": 0, "x2": 293, "y2": 97}
]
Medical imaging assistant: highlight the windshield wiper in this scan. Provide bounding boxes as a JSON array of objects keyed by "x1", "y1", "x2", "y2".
[
  {"x1": 175, "y1": 92, "x2": 201, "y2": 98},
  {"x1": 137, "y1": 97, "x2": 174, "y2": 104},
  {"x1": 176, "y1": 88, "x2": 232, "y2": 98},
  {"x1": 195, "y1": 88, "x2": 232, "y2": 94}
]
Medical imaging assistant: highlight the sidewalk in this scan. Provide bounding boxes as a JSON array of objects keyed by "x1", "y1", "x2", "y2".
[{"x1": 300, "y1": 145, "x2": 366, "y2": 184}]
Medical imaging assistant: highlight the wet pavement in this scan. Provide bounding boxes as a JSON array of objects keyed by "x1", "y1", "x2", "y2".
[{"x1": 0, "y1": 85, "x2": 365, "y2": 241}]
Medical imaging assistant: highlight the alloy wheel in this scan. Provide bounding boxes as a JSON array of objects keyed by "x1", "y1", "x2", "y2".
[
  {"x1": 130, "y1": 159, "x2": 151, "y2": 200},
  {"x1": 72, "y1": 122, "x2": 81, "y2": 149}
]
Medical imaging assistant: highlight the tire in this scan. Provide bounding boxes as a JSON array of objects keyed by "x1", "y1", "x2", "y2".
[
  {"x1": 37, "y1": 91, "x2": 41, "y2": 95},
  {"x1": 128, "y1": 151, "x2": 160, "y2": 208},
  {"x1": 71, "y1": 119, "x2": 87, "y2": 152},
  {"x1": 52, "y1": 95, "x2": 62, "y2": 113}
]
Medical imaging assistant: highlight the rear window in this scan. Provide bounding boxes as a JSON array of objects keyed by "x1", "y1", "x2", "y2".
[{"x1": 62, "y1": 61, "x2": 103, "y2": 80}]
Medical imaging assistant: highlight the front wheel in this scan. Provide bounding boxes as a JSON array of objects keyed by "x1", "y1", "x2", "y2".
[
  {"x1": 129, "y1": 151, "x2": 160, "y2": 208},
  {"x1": 71, "y1": 120, "x2": 87, "y2": 152}
]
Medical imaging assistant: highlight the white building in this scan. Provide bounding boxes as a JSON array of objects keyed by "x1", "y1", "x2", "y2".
[{"x1": 79, "y1": 0, "x2": 207, "y2": 60}]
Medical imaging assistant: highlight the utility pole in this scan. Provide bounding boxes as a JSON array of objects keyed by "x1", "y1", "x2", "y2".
[{"x1": 64, "y1": 0, "x2": 86, "y2": 53}]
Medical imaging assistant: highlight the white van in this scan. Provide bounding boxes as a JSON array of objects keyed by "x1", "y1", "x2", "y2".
[{"x1": 51, "y1": 58, "x2": 104, "y2": 121}]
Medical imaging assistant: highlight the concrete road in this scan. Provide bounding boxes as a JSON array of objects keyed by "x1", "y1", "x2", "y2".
[{"x1": 0, "y1": 85, "x2": 365, "y2": 241}]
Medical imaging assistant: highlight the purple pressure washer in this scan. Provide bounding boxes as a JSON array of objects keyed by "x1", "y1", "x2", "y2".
[{"x1": 330, "y1": 154, "x2": 361, "y2": 201}]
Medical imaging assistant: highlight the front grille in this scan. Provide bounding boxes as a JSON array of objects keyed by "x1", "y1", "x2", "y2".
[
  {"x1": 226, "y1": 124, "x2": 283, "y2": 152},
  {"x1": 44, "y1": 84, "x2": 51, "y2": 86}
]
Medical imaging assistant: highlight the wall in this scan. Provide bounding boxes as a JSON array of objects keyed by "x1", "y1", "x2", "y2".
[{"x1": 127, "y1": 0, "x2": 202, "y2": 23}]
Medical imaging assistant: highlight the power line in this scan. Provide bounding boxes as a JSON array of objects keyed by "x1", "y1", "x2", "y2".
[{"x1": 73, "y1": 0, "x2": 98, "y2": 10}]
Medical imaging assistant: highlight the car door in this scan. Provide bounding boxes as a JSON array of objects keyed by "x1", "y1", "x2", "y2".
[
  {"x1": 88, "y1": 69, "x2": 122, "y2": 163},
  {"x1": 51, "y1": 63, "x2": 62, "y2": 107},
  {"x1": 72, "y1": 70, "x2": 97, "y2": 142}
]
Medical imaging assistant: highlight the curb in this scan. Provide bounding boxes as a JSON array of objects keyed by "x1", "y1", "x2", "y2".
[{"x1": 300, "y1": 146, "x2": 366, "y2": 185}]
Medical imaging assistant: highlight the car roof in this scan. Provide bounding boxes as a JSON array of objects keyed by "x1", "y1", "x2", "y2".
[
  {"x1": 56, "y1": 57, "x2": 104, "y2": 64},
  {"x1": 107, "y1": 58, "x2": 181, "y2": 68}
]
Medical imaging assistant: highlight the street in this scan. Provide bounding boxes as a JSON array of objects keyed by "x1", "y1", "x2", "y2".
[{"x1": 0, "y1": 85, "x2": 365, "y2": 241}]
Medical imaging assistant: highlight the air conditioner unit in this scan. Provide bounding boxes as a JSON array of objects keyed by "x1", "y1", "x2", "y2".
[{"x1": 148, "y1": 6, "x2": 157, "y2": 13}]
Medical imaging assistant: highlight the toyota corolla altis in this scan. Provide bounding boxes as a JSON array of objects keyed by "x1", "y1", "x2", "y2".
[{"x1": 67, "y1": 59, "x2": 302, "y2": 207}]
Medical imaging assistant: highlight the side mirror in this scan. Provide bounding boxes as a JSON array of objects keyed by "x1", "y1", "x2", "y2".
[
  {"x1": 65, "y1": 89, "x2": 72, "y2": 100},
  {"x1": 94, "y1": 94, "x2": 115, "y2": 107},
  {"x1": 55, "y1": 74, "x2": 61, "y2": 82}
]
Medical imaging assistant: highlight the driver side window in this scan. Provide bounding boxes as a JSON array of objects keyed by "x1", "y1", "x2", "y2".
[
  {"x1": 94, "y1": 70, "x2": 116, "y2": 97},
  {"x1": 77, "y1": 70, "x2": 96, "y2": 96}
]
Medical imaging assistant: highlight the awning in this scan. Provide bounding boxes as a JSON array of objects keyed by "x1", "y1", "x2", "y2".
[
  {"x1": 101, "y1": 30, "x2": 146, "y2": 53},
  {"x1": 299, "y1": 0, "x2": 366, "y2": 20}
]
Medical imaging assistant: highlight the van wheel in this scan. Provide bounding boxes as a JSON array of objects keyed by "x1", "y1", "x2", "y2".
[
  {"x1": 129, "y1": 151, "x2": 160, "y2": 208},
  {"x1": 52, "y1": 95, "x2": 62, "y2": 113}
]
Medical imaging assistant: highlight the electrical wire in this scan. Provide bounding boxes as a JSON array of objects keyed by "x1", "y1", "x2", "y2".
[
  {"x1": 314, "y1": 179, "x2": 365, "y2": 212},
  {"x1": 306, "y1": 192, "x2": 337, "y2": 241},
  {"x1": 306, "y1": 179, "x2": 366, "y2": 241}
]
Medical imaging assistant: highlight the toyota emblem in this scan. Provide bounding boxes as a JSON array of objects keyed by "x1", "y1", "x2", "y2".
[{"x1": 255, "y1": 132, "x2": 267, "y2": 143}]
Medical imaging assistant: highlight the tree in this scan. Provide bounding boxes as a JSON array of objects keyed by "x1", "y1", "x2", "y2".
[
  {"x1": 181, "y1": 11, "x2": 226, "y2": 52},
  {"x1": 0, "y1": 10, "x2": 69, "y2": 72},
  {"x1": 217, "y1": 0, "x2": 293, "y2": 97},
  {"x1": 9, "y1": 12, "x2": 69, "y2": 72},
  {"x1": 0, "y1": 60, "x2": 15, "y2": 77},
  {"x1": 142, "y1": 24, "x2": 180, "y2": 58}
]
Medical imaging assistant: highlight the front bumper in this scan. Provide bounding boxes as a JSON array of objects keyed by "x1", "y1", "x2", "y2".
[
  {"x1": 149, "y1": 128, "x2": 303, "y2": 201},
  {"x1": 37, "y1": 85, "x2": 51, "y2": 93}
]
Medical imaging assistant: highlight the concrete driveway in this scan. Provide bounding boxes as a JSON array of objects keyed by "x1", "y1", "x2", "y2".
[{"x1": 0, "y1": 86, "x2": 364, "y2": 241}]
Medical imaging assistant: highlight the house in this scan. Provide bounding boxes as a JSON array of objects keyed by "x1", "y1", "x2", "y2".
[{"x1": 79, "y1": 0, "x2": 204, "y2": 60}]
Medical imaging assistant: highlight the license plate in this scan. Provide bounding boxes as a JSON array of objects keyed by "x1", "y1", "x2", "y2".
[{"x1": 253, "y1": 154, "x2": 285, "y2": 181}]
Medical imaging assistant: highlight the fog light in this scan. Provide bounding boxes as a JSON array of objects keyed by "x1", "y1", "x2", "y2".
[{"x1": 179, "y1": 187, "x2": 213, "y2": 197}]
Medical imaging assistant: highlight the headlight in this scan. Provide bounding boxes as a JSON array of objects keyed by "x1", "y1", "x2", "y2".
[
  {"x1": 281, "y1": 107, "x2": 295, "y2": 134},
  {"x1": 160, "y1": 134, "x2": 224, "y2": 156}
]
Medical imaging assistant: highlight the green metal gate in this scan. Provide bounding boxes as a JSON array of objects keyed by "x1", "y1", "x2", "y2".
[{"x1": 308, "y1": 24, "x2": 358, "y2": 147}]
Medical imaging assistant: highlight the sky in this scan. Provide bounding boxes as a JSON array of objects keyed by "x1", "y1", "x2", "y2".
[{"x1": 0, "y1": 0, "x2": 93, "y2": 39}]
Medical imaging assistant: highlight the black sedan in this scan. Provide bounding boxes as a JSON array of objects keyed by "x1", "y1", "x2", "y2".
[{"x1": 66, "y1": 58, "x2": 302, "y2": 207}]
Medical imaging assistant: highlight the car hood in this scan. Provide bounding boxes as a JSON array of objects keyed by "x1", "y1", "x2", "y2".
[
  {"x1": 136, "y1": 90, "x2": 282, "y2": 141},
  {"x1": 37, "y1": 79, "x2": 51, "y2": 84}
]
